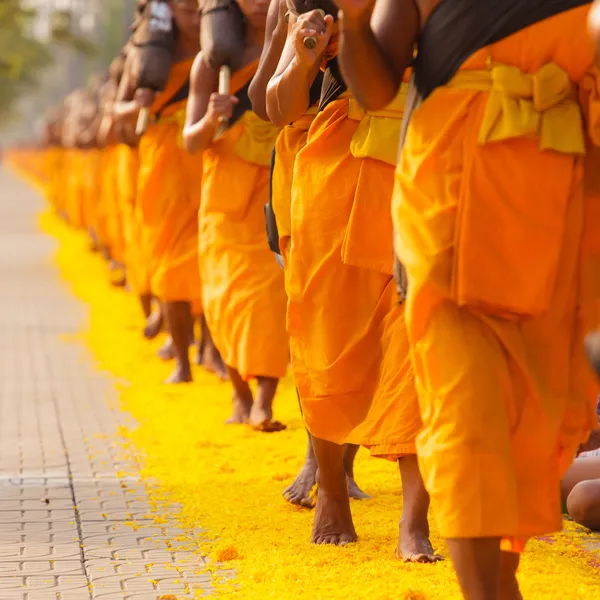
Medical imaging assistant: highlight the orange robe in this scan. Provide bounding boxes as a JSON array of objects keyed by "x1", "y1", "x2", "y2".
[
  {"x1": 136, "y1": 58, "x2": 202, "y2": 307},
  {"x1": 115, "y1": 144, "x2": 147, "y2": 294},
  {"x1": 93, "y1": 148, "x2": 113, "y2": 250},
  {"x1": 288, "y1": 83, "x2": 420, "y2": 459},
  {"x1": 394, "y1": 6, "x2": 600, "y2": 545},
  {"x1": 81, "y1": 149, "x2": 102, "y2": 237},
  {"x1": 199, "y1": 66, "x2": 288, "y2": 380},
  {"x1": 64, "y1": 149, "x2": 86, "y2": 229},
  {"x1": 272, "y1": 111, "x2": 314, "y2": 260},
  {"x1": 44, "y1": 147, "x2": 63, "y2": 212},
  {"x1": 103, "y1": 145, "x2": 126, "y2": 263}
]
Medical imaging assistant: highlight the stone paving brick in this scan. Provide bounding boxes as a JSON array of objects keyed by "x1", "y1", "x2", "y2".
[{"x1": 0, "y1": 167, "x2": 213, "y2": 598}]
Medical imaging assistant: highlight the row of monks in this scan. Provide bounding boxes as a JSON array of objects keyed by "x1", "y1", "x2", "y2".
[{"x1": 10, "y1": 0, "x2": 600, "y2": 598}]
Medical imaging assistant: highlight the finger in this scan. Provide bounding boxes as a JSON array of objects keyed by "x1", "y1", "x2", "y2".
[
  {"x1": 307, "y1": 8, "x2": 326, "y2": 19},
  {"x1": 299, "y1": 12, "x2": 324, "y2": 26},
  {"x1": 323, "y1": 14, "x2": 334, "y2": 37},
  {"x1": 305, "y1": 14, "x2": 326, "y2": 30}
]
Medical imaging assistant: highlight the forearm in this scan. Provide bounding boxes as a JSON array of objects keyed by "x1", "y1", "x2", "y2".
[
  {"x1": 338, "y1": 17, "x2": 402, "y2": 110},
  {"x1": 266, "y1": 58, "x2": 316, "y2": 126},
  {"x1": 249, "y1": 33, "x2": 287, "y2": 121},
  {"x1": 182, "y1": 115, "x2": 217, "y2": 155}
]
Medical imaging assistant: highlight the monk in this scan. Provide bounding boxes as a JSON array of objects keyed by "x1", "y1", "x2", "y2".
[
  {"x1": 79, "y1": 83, "x2": 109, "y2": 254},
  {"x1": 114, "y1": 0, "x2": 203, "y2": 384},
  {"x1": 106, "y1": 50, "x2": 146, "y2": 296},
  {"x1": 113, "y1": 33, "x2": 163, "y2": 335},
  {"x1": 336, "y1": 0, "x2": 600, "y2": 597},
  {"x1": 112, "y1": 42, "x2": 155, "y2": 323},
  {"x1": 61, "y1": 89, "x2": 89, "y2": 230},
  {"x1": 98, "y1": 74, "x2": 128, "y2": 287},
  {"x1": 183, "y1": 0, "x2": 289, "y2": 430},
  {"x1": 248, "y1": 0, "x2": 369, "y2": 506},
  {"x1": 265, "y1": 4, "x2": 437, "y2": 559}
]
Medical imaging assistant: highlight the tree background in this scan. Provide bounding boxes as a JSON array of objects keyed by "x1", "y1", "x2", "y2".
[{"x1": 0, "y1": 0, "x2": 136, "y2": 143}]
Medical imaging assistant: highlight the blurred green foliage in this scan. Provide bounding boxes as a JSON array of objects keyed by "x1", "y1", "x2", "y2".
[{"x1": 0, "y1": 0, "x2": 95, "y2": 124}]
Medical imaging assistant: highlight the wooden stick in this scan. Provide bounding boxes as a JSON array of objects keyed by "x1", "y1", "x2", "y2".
[
  {"x1": 136, "y1": 107, "x2": 150, "y2": 136},
  {"x1": 303, "y1": 9, "x2": 325, "y2": 49},
  {"x1": 215, "y1": 64, "x2": 231, "y2": 139}
]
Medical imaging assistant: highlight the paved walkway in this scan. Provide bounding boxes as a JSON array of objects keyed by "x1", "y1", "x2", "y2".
[{"x1": 0, "y1": 166, "x2": 211, "y2": 599}]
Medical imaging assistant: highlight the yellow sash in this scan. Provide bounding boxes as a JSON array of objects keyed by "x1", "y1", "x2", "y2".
[
  {"x1": 346, "y1": 85, "x2": 408, "y2": 166},
  {"x1": 232, "y1": 111, "x2": 281, "y2": 167},
  {"x1": 446, "y1": 62, "x2": 585, "y2": 155}
]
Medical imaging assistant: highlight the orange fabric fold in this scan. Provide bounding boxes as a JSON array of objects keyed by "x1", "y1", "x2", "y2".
[
  {"x1": 137, "y1": 58, "x2": 202, "y2": 304},
  {"x1": 288, "y1": 97, "x2": 420, "y2": 458},
  {"x1": 200, "y1": 112, "x2": 288, "y2": 380}
]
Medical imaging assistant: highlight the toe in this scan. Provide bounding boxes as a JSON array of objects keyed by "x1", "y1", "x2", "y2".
[{"x1": 300, "y1": 497, "x2": 314, "y2": 508}]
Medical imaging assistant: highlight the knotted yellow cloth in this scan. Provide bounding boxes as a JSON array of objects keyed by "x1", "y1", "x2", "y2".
[
  {"x1": 347, "y1": 84, "x2": 408, "y2": 166},
  {"x1": 447, "y1": 62, "x2": 585, "y2": 154},
  {"x1": 233, "y1": 111, "x2": 281, "y2": 166}
]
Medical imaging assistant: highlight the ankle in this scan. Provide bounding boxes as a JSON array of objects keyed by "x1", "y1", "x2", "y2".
[
  {"x1": 400, "y1": 515, "x2": 430, "y2": 536},
  {"x1": 318, "y1": 472, "x2": 348, "y2": 496},
  {"x1": 233, "y1": 393, "x2": 253, "y2": 407},
  {"x1": 176, "y1": 355, "x2": 191, "y2": 371}
]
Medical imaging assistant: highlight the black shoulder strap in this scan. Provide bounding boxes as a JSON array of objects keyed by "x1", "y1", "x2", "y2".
[
  {"x1": 154, "y1": 78, "x2": 190, "y2": 120},
  {"x1": 415, "y1": 0, "x2": 592, "y2": 101},
  {"x1": 226, "y1": 81, "x2": 254, "y2": 128}
]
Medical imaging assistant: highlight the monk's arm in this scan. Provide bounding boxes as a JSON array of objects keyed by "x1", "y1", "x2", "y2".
[
  {"x1": 266, "y1": 13, "x2": 329, "y2": 126},
  {"x1": 182, "y1": 53, "x2": 221, "y2": 154},
  {"x1": 249, "y1": 0, "x2": 288, "y2": 120},
  {"x1": 337, "y1": 0, "x2": 419, "y2": 110},
  {"x1": 590, "y1": 0, "x2": 600, "y2": 68}
]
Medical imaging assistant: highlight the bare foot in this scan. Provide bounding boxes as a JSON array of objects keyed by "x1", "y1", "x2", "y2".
[
  {"x1": 144, "y1": 310, "x2": 163, "y2": 340},
  {"x1": 225, "y1": 393, "x2": 252, "y2": 424},
  {"x1": 312, "y1": 487, "x2": 357, "y2": 546},
  {"x1": 396, "y1": 522, "x2": 443, "y2": 563},
  {"x1": 157, "y1": 337, "x2": 175, "y2": 361},
  {"x1": 347, "y1": 477, "x2": 371, "y2": 500},
  {"x1": 249, "y1": 402, "x2": 286, "y2": 432},
  {"x1": 284, "y1": 459, "x2": 317, "y2": 508},
  {"x1": 164, "y1": 363, "x2": 192, "y2": 384}
]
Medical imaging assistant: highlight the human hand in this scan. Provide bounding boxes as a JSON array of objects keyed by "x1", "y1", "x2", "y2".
[
  {"x1": 274, "y1": 0, "x2": 290, "y2": 37},
  {"x1": 206, "y1": 93, "x2": 239, "y2": 126},
  {"x1": 292, "y1": 10, "x2": 334, "y2": 68}
]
